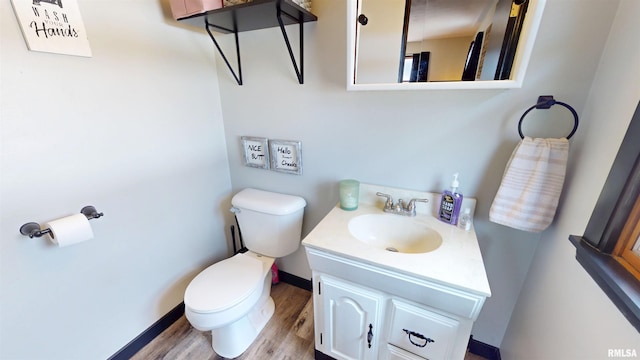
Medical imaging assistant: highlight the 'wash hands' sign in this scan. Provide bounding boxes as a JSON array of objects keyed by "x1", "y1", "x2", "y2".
[{"x1": 11, "y1": 0, "x2": 92, "y2": 57}]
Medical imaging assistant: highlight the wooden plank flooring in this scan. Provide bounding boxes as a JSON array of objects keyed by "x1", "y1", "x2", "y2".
[{"x1": 132, "y1": 282, "x2": 488, "y2": 360}]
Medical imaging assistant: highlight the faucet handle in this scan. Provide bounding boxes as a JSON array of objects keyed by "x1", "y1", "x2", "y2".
[
  {"x1": 376, "y1": 192, "x2": 393, "y2": 209},
  {"x1": 407, "y1": 198, "x2": 429, "y2": 215}
]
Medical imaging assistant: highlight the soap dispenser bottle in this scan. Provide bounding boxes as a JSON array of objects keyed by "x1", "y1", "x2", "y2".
[{"x1": 439, "y1": 173, "x2": 463, "y2": 225}]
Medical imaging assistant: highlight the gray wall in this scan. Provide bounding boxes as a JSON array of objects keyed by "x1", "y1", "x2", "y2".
[
  {"x1": 502, "y1": 1, "x2": 640, "y2": 358},
  {"x1": 0, "y1": 0, "x2": 232, "y2": 358}
]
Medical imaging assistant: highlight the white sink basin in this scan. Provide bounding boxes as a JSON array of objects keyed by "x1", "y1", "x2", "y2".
[{"x1": 348, "y1": 214, "x2": 443, "y2": 254}]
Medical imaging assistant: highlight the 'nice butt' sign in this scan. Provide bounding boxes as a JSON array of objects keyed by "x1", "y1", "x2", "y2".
[{"x1": 11, "y1": 0, "x2": 92, "y2": 57}]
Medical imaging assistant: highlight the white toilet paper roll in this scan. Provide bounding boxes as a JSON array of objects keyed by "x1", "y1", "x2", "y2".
[{"x1": 44, "y1": 214, "x2": 94, "y2": 247}]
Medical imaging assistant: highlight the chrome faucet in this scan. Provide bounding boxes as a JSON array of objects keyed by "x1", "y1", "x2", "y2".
[{"x1": 376, "y1": 192, "x2": 429, "y2": 217}]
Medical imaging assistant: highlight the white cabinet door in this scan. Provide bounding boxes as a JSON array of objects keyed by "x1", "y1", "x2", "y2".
[
  {"x1": 355, "y1": 0, "x2": 406, "y2": 84},
  {"x1": 318, "y1": 275, "x2": 384, "y2": 360}
]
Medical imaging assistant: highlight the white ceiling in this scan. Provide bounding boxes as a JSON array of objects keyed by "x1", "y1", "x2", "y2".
[{"x1": 407, "y1": 0, "x2": 499, "y2": 42}]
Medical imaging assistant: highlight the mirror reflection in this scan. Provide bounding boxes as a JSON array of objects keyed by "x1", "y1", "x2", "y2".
[{"x1": 355, "y1": 0, "x2": 531, "y2": 84}]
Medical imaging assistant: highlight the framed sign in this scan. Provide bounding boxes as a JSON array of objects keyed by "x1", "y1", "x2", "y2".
[
  {"x1": 10, "y1": 0, "x2": 92, "y2": 57},
  {"x1": 241, "y1": 136, "x2": 269, "y2": 169},
  {"x1": 270, "y1": 140, "x2": 302, "y2": 175}
]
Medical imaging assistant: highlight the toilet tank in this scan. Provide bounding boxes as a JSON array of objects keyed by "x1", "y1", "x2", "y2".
[{"x1": 231, "y1": 188, "x2": 306, "y2": 258}]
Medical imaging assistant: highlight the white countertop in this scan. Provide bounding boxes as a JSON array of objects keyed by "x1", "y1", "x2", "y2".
[{"x1": 302, "y1": 183, "x2": 491, "y2": 297}]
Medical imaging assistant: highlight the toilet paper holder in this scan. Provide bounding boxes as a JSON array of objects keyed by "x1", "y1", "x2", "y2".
[{"x1": 19, "y1": 206, "x2": 104, "y2": 238}]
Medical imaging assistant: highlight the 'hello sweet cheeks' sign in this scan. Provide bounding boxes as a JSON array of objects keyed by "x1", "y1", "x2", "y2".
[
  {"x1": 11, "y1": 0, "x2": 92, "y2": 57},
  {"x1": 270, "y1": 140, "x2": 302, "y2": 175}
]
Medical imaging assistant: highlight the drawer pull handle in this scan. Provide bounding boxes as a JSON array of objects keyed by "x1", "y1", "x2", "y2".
[
  {"x1": 367, "y1": 324, "x2": 373, "y2": 348},
  {"x1": 403, "y1": 328, "x2": 435, "y2": 347}
]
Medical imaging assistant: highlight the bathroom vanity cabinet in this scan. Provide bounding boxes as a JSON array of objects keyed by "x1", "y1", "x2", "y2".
[
  {"x1": 302, "y1": 184, "x2": 491, "y2": 360},
  {"x1": 314, "y1": 271, "x2": 467, "y2": 360},
  {"x1": 309, "y1": 250, "x2": 482, "y2": 360}
]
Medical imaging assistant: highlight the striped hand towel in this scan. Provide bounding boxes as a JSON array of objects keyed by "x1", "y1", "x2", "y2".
[{"x1": 489, "y1": 137, "x2": 569, "y2": 232}]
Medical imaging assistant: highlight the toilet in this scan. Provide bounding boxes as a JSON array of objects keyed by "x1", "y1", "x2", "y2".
[{"x1": 184, "y1": 188, "x2": 306, "y2": 358}]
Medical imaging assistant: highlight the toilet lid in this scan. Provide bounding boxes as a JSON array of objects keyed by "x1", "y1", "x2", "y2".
[{"x1": 185, "y1": 254, "x2": 264, "y2": 314}]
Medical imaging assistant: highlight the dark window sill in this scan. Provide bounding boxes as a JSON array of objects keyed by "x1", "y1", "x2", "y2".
[{"x1": 570, "y1": 235, "x2": 640, "y2": 332}]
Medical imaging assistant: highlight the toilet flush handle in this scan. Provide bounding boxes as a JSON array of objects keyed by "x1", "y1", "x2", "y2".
[{"x1": 230, "y1": 206, "x2": 241, "y2": 214}]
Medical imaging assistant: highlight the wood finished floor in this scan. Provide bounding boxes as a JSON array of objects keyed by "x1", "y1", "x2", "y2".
[{"x1": 132, "y1": 282, "x2": 488, "y2": 360}]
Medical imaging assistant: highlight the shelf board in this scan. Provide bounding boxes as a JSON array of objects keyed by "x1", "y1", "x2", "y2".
[{"x1": 178, "y1": 0, "x2": 317, "y2": 33}]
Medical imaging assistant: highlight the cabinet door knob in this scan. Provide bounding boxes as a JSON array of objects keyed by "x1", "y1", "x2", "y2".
[
  {"x1": 358, "y1": 14, "x2": 368, "y2": 26},
  {"x1": 403, "y1": 328, "x2": 435, "y2": 347},
  {"x1": 367, "y1": 324, "x2": 373, "y2": 348}
]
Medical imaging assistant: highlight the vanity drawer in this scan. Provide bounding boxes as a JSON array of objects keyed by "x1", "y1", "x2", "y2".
[
  {"x1": 387, "y1": 300, "x2": 459, "y2": 359},
  {"x1": 383, "y1": 344, "x2": 426, "y2": 360}
]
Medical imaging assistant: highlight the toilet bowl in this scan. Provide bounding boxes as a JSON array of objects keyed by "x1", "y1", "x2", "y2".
[
  {"x1": 184, "y1": 252, "x2": 275, "y2": 358},
  {"x1": 183, "y1": 188, "x2": 306, "y2": 358}
]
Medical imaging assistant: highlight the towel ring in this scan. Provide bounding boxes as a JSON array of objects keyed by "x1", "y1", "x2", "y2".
[{"x1": 518, "y1": 95, "x2": 579, "y2": 139}]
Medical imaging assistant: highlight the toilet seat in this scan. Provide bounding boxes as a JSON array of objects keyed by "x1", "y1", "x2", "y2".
[{"x1": 185, "y1": 254, "x2": 264, "y2": 314}]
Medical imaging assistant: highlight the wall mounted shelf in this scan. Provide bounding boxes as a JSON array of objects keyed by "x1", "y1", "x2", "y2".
[{"x1": 177, "y1": 0, "x2": 318, "y2": 85}]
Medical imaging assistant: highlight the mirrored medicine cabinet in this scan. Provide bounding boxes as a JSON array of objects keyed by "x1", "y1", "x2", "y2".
[{"x1": 347, "y1": 0, "x2": 546, "y2": 90}]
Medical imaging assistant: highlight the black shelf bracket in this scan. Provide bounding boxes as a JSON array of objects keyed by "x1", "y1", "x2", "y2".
[
  {"x1": 179, "y1": 0, "x2": 317, "y2": 86},
  {"x1": 276, "y1": 5, "x2": 304, "y2": 84},
  {"x1": 205, "y1": 18, "x2": 243, "y2": 85}
]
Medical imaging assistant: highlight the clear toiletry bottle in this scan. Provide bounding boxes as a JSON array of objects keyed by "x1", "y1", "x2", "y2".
[
  {"x1": 439, "y1": 173, "x2": 463, "y2": 225},
  {"x1": 458, "y1": 208, "x2": 472, "y2": 231}
]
